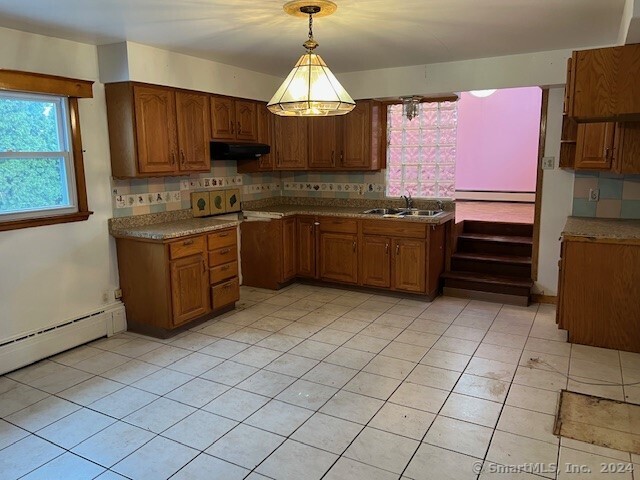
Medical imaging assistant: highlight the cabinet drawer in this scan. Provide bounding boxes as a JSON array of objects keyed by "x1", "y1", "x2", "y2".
[
  {"x1": 169, "y1": 236, "x2": 206, "y2": 260},
  {"x1": 210, "y1": 261, "x2": 238, "y2": 284},
  {"x1": 208, "y1": 245, "x2": 238, "y2": 266},
  {"x1": 208, "y1": 228, "x2": 237, "y2": 250},
  {"x1": 212, "y1": 278, "x2": 240, "y2": 310},
  {"x1": 362, "y1": 220, "x2": 426, "y2": 238},
  {"x1": 318, "y1": 217, "x2": 358, "y2": 234}
]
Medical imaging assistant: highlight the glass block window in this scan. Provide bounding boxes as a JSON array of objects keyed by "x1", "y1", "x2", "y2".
[{"x1": 386, "y1": 101, "x2": 458, "y2": 198}]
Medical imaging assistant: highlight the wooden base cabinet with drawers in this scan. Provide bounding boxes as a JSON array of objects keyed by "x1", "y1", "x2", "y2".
[
  {"x1": 241, "y1": 215, "x2": 448, "y2": 298},
  {"x1": 115, "y1": 227, "x2": 239, "y2": 337}
]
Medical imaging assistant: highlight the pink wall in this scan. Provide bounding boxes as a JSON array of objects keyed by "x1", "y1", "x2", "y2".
[{"x1": 455, "y1": 87, "x2": 542, "y2": 192}]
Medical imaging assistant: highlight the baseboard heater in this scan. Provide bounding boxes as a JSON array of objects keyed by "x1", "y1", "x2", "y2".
[{"x1": 0, "y1": 304, "x2": 127, "y2": 376}]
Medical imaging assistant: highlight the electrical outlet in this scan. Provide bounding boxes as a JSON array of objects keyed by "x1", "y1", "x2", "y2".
[
  {"x1": 102, "y1": 290, "x2": 111, "y2": 303},
  {"x1": 114, "y1": 288, "x2": 123, "y2": 300},
  {"x1": 542, "y1": 156, "x2": 555, "y2": 169},
  {"x1": 589, "y1": 188, "x2": 600, "y2": 202}
]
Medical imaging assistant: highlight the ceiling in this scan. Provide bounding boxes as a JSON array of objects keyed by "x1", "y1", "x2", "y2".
[{"x1": 0, "y1": 0, "x2": 626, "y2": 75}]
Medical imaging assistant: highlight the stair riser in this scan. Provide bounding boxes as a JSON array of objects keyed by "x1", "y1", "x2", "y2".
[
  {"x1": 452, "y1": 259, "x2": 532, "y2": 278},
  {"x1": 463, "y1": 221, "x2": 534, "y2": 237},
  {"x1": 457, "y1": 238, "x2": 533, "y2": 257},
  {"x1": 443, "y1": 278, "x2": 531, "y2": 297}
]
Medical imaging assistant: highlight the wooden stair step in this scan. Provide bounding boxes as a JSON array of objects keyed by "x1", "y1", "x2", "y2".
[
  {"x1": 463, "y1": 220, "x2": 534, "y2": 237},
  {"x1": 458, "y1": 233, "x2": 533, "y2": 245},
  {"x1": 452, "y1": 252, "x2": 532, "y2": 265},
  {"x1": 442, "y1": 271, "x2": 533, "y2": 288}
]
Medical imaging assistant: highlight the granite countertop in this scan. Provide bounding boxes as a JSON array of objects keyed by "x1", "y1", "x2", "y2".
[
  {"x1": 243, "y1": 205, "x2": 455, "y2": 225},
  {"x1": 562, "y1": 216, "x2": 640, "y2": 242},
  {"x1": 110, "y1": 217, "x2": 239, "y2": 241}
]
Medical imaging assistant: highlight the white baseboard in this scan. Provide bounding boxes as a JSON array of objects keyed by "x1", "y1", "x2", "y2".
[{"x1": 0, "y1": 304, "x2": 127, "y2": 375}]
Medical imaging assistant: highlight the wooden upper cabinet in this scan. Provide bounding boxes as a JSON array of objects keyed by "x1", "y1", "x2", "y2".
[
  {"x1": 341, "y1": 101, "x2": 371, "y2": 168},
  {"x1": 235, "y1": 100, "x2": 258, "y2": 141},
  {"x1": 309, "y1": 117, "x2": 339, "y2": 169},
  {"x1": 319, "y1": 232, "x2": 358, "y2": 284},
  {"x1": 133, "y1": 85, "x2": 178, "y2": 174},
  {"x1": 170, "y1": 253, "x2": 210, "y2": 326},
  {"x1": 275, "y1": 116, "x2": 308, "y2": 169},
  {"x1": 568, "y1": 44, "x2": 640, "y2": 121},
  {"x1": 392, "y1": 239, "x2": 426, "y2": 293},
  {"x1": 575, "y1": 122, "x2": 615, "y2": 170},
  {"x1": 257, "y1": 104, "x2": 274, "y2": 170},
  {"x1": 296, "y1": 216, "x2": 316, "y2": 278},
  {"x1": 614, "y1": 122, "x2": 640, "y2": 174},
  {"x1": 175, "y1": 91, "x2": 211, "y2": 172},
  {"x1": 211, "y1": 96, "x2": 236, "y2": 140},
  {"x1": 361, "y1": 235, "x2": 391, "y2": 288}
]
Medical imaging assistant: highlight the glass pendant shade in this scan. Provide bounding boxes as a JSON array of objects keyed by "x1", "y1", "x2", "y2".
[{"x1": 267, "y1": 52, "x2": 355, "y2": 116}]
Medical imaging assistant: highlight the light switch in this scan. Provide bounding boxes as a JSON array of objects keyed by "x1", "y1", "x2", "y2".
[{"x1": 542, "y1": 157, "x2": 555, "y2": 169}]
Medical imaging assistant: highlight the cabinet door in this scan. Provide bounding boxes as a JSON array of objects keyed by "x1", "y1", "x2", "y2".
[
  {"x1": 361, "y1": 236, "x2": 391, "y2": 288},
  {"x1": 392, "y1": 239, "x2": 426, "y2": 293},
  {"x1": 341, "y1": 101, "x2": 371, "y2": 169},
  {"x1": 235, "y1": 101, "x2": 258, "y2": 142},
  {"x1": 297, "y1": 216, "x2": 316, "y2": 278},
  {"x1": 575, "y1": 122, "x2": 615, "y2": 170},
  {"x1": 176, "y1": 91, "x2": 211, "y2": 172},
  {"x1": 211, "y1": 96, "x2": 236, "y2": 140},
  {"x1": 309, "y1": 117, "x2": 338, "y2": 169},
  {"x1": 170, "y1": 254, "x2": 209, "y2": 326},
  {"x1": 319, "y1": 233, "x2": 358, "y2": 284},
  {"x1": 282, "y1": 217, "x2": 296, "y2": 281},
  {"x1": 613, "y1": 122, "x2": 640, "y2": 174},
  {"x1": 257, "y1": 103, "x2": 274, "y2": 170},
  {"x1": 133, "y1": 85, "x2": 177, "y2": 174},
  {"x1": 275, "y1": 117, "x2": 308, "y2": 169}
]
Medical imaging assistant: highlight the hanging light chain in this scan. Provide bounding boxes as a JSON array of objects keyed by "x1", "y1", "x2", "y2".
[{"x1": 308, "y1": 13, "x2": 314, "y2": 41}]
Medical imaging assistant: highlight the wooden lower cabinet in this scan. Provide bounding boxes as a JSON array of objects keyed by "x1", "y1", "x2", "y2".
[
  {"x1": 361, "y1": 235, "x2": 391, "y2": 288},
  {"x1": 319, "y1": 232, "x2": 358, "y2": 284},
  {"x1": 115, "y1": 227, "x2": 239, "y2": 337},
  {"x1": 393, "y1": 239, "x2": 426, "y2": 293},
  {"x1": 283, "y1": 217, "x2": 297, "y2": 281},
  {"x1": 557, "y1": 237, "x2": 640, "y2": 353},
  {"x1": 296, "y1": 216, "x2": 317, "y2": 278}
]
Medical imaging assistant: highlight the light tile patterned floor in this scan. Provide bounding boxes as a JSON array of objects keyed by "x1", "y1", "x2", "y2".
[{"x1": 1, "y1": 283, "x2": 639, "y2": 480}]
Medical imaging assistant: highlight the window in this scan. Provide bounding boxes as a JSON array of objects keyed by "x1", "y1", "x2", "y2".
[
  {"x1": 0, "y1": 69, "x2": 93, "y2": 231},
  {"x1": 386, "y1": 101, "x2": 458, "y2": 198},
  {"x1": 0, "y1": 91, "x2": 77, "y2": 221}
]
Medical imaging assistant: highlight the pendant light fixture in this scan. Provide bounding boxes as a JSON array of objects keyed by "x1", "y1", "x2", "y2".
[{"x1": 267, "y1": 0, "x2": 355, "y2": 117}]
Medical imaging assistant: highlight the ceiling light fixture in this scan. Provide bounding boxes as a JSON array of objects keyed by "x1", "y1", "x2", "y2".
[
  {"x1": 401, "y1": 96, "x2": 422, "y2": 121},
  {"x1": 469, "y1": 89, "x2": 497, "y2": 98},
  {"x1": 267, "y1": 0, "x2": 355, "y2": 117}
]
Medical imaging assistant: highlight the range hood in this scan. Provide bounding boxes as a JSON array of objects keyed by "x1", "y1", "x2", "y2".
[{"x1": 210, "y1": 141, "x2": 270, "y2": 161}]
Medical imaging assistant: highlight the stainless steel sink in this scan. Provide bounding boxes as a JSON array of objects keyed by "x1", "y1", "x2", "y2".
[
  {"x1": 400, "y1": 209, "x2": 444, "y2": 217},
  {"x1": 361, "y1": 208, "x2": 404, "y2": 215}
]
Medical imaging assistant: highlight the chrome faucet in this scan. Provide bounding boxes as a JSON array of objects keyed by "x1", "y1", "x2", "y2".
[
  {"x1": 402, "y1": 194, "x2": 413, "y2": 210},
  {"x1": 436, "y1": 200, "x2": 444, "y2": 211}
]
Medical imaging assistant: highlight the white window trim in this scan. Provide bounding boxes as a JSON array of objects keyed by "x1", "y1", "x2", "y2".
[{"x1": 0, "y1": 91, "x2": 78, "y2": 222}]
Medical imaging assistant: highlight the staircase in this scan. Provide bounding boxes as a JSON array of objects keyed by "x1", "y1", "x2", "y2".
[{"x1": 442, "y1": 220, "x2": 534, "y2": 306}]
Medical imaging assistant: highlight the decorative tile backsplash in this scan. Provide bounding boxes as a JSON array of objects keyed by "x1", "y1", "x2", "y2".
[
  {"x1": 572, "y1": 172, "x2": 640, "y2": 219},
  {"x1": 280, "y1": 171, "x2": 388, "y2": 199}
]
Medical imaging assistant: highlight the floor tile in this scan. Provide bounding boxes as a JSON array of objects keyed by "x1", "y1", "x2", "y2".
[
  {"x1": 558, "y1": 447, "x2": 633, "y2": 479},
  {"x1": 37, "y1": 408, "x2": 115, "y2": 449},
  {"x1": 513, "y1": 365, "x2": 568, "y2": 392},
  {"x1": 21, "y1": 452, "x2": 105, "y2": 480},
  {"x1": 520, "y1": 349, "x2": 570, "y2": 373},
  {"x1": 302, "y1": 361, "x2": 358, "y2": 388},
  {"x1": 276, "y1": 379, "x2": 338, "y2": 409},
  {"x1": 424, "y1": 415, "x2": 493, "y2": 458},
  {"x1": 486, "y1": 431, "x2": 559, "y2": 479},
  {"x1": 344, "y1": 371, "x2": 402, "y2": 400},
  {"x1": 124, "y1": 397, "x2": 195, "y2": 434},
  {"x1": 344, "y1": 427, "x2": 419, "y2": 474},
  {"x1": 73, "y1": 351, "x2": 131, "y2": 375},
  {"x1": 497, "y1": 405, "x2": 558, "y2": 445},
  {"x1": 165, "y1": 377, "x2": 229, "y2": 408},
  {"x1": 360, "y1": 323, "x2": 404, "y2": 340},
  {"x1": 110, "y1": 338, "x2": 164, "y2": 357},
  {"x1": 199, "y1": 339, "x2": 249, "y2": 359},
  {"x1": 28, "y1": 365, "x2": 94, "y2": 394},
  {"x1": 324, "y1": 457, "x2": 397, "y2": 480},
  {"x1": 72, "y1": 421, "x2": 155, "y2": 468},
  {"x1": 370, "y1": 402, "x2": 435, "y2": 439},
  {"x1": 364, "y1": 355, "x2": 415, "y2": 379},
  {"x1": 237, "y1": 369, "x2": 296, "y2": 397},
  {"x1": 323, "y1": 347, "x2": 375, "y2": 370},
  {"x1": 389, "y1": 381, "x2": 449, "y2": 412},
  {"x1": 88, "y1": 385, "x2": 158, "y2": 418},
  {"x1": 172, "y1": 453, "x2": 249, "y2": 480},
  {"x1": 51, "y1": 345, "x2": 104, "y2": 366},
  {"x1": 168, "y1": 332, "x2": 218, "y2": 351},
  {"x1": 343, "y1": 334, "x2": 390, "y2": 353},
  {"x1": 454, "y1": 373, "x2": 510, "y2": 402},
  {"x1": 58, "y1": 376, "x2": 124, "y2": 405},
  {"x1": 5, "y1": 395, "x2": 80, "y2": 432},
  {"x1": 100, "y1": 359, "x2": 160, "y2": 384},
  {"x1": 571, "y1": 344, "x2": 620, "y2": 365},
  {"x1": 256, "y1": 333, "x2": 304, "y2": 351},
  {"x1": 131, "y1": 368, "x2": 193, "y2": 395},
  {"x1": 112, "y1": 435, "x2": 198, "y2": 480},
  {"x1": 200, "y1": 360, "x2": 259, "y2": 386},
  {"x1": 205, "y1": 424, "x2": 284, "y2": 469},
  {"x1": 257, "y1": 439, "x2": 338, "y2": 480},
  {"x1": 264, "y1": 353, "x2": 319, "y2": 377},
  {"x1": 567, "y1": 375, "x2": 625, "y2": 401},
  {"x1": 0, "y1": 419, "x2": 28, "y2": 450},
  {"x1": 137, "y1": 344, "x2": 192, "y2": 367},
  {"x1": 406, "y1": 364, "x2": 461, "y2": 391},
  {"x1": 162, "y1": 410, "x2": 237, "y2": 450},
  {"x1": 505, "y1": 384, "x2": 559, "y2": 415},
  {"x1": 0, "y1": 384, "x2": 50, "y2": 417},
  {"x1": 0, "y1": 434, "x2": 65, "y2": 479},
  {"x1": 292, "y1": 412, "x2": 362, "y2": 454},
  {"x1": 310, "y1": 327, "x2": 356, "y2": 345},
  {"x1": 245, "y1": 399, "x2": 313, "y2": 436},
  {"x1": 394, "y1": 330, "x2": 439, "y2": 348},
  {"x1": 474, "y1": 343, "x2": 523, "y2": 365},
  {"x1": 444, "y1": 324, "x2": 486, "y2": 342},
  {"x1": 279, "y1": 321, "x2": 324, "y2": 338},
  {"x1": 168, "y1": 352, "x2": 223, "y2": 376},
  {"x1": 329, "y1": 318, "x2": 370, "y2": 334},
  {"x1": 408, "y1": 318, "x2": 450, "y2": 335},
  {"x1": 227, "y1": 327, "x2": 273, "y2": 344},
  {"x1": 320, "y1": 390, "x2": 384, "y2": 424},
  {"x1": 202, "y1": 387, "x2": 269, "y2": 421},
  {"x1": 231, "y1": 345, "x2": 282, "y2": 368},
  {"x1": 484, "y1": 331, "x2": 528, "y2": 350},
  {"x1": 421, "y1": 349, "x2": 471, "y2": 372},
  {"x1": 433, "y1": 336, "x2": 480, "y2": 355},
  {"x1": 404, "y1": 443, "x2": 479, "y2": 480},
  {"x1": 465, "y1": 356, "x2": 517, "y2": 382},
  {"x1": 380, "y1": 341, "x2": 429, "y2": 362},
  {"x1": 561, "y1": 437, "x2": 632, "y2": 462},
  {"x1": 569, "y1": 357, "x2": 623, "y2": 383},
  {"x1": 289, "y1": 339, "x2": 338, "y2": 359},
  {"x1": 440, "y1": 392, "x2": 502, "y2": 427},
  {"x1": 525, "y1": 337, "x2": 571, "y2": 357}
]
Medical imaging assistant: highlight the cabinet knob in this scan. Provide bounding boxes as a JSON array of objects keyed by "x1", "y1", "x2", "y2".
[
  {"x1": 237, "y1": 121, "x2": 241, "y2": 133},
  {"x1": 201, "y1": 259, "x2": 206, "y2": 273},
  {"x1": 331, "y1": 151, "x2": 335, "y2": 166},
  {"x1": 396, "y1": 244, "x2": 400, "y2": 255},
  {"x1": 314, "y1": 222, "x2": 320, "y2": 226},
  {"x1": 183, "y1": 239, "x2": 194, "y2": 246},
  {"x1": 180, "y1": 150, "x2": 186, "y2": 165},
  {"x1": 221, "y1": 265, "x2": 230, "y2": 271},
  {"x1": 352, "y1": 241, "x2": 356, "y2": 252},
  {"x1": 170, "y1": 152, "x2": 176, "y2": 165},
  {"x1": 385, "y1": 243, "x2": 389, "y2": 254},
  {"x1": 220, "y1": 248, "x2": 231, "y2": 254}
]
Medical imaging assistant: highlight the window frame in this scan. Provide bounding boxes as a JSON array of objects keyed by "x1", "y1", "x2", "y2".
[{"x1": 0, "y1": 70, "x2": 93, "y2": 232}]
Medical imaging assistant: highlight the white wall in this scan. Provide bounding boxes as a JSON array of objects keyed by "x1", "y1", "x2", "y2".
[
  {"x1": 0, "y1": 27, "x2": 119, "y2": 341},
  {"x1": 98, "y1": 41, "x2": 283, "y2": 101}
]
